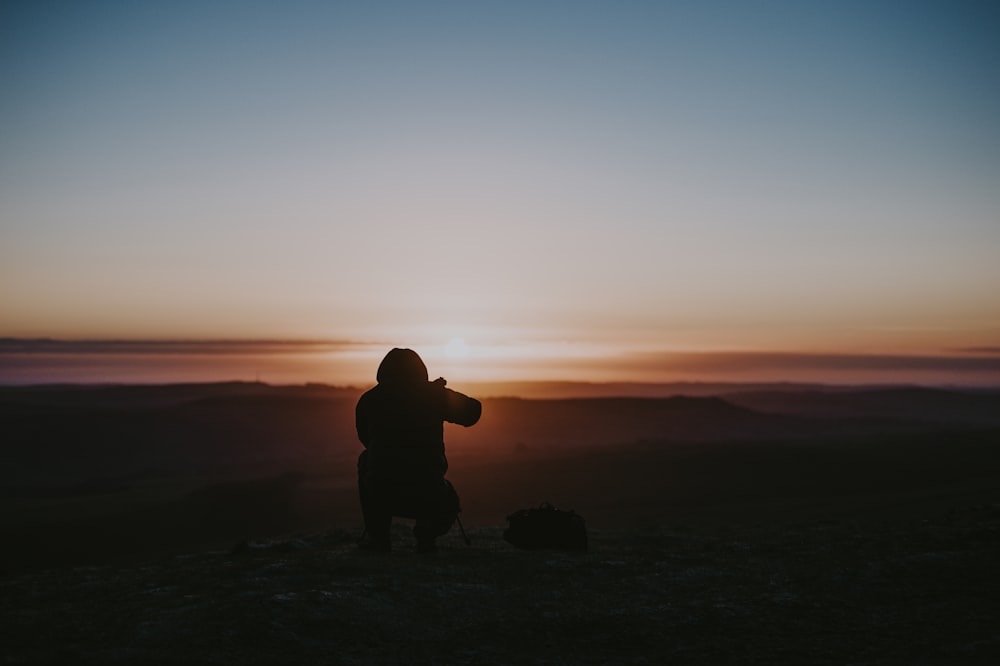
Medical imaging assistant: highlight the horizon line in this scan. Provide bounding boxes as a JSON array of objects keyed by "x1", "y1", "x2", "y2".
[
  {"x1": 3, "y1": 337, "x2": 1000, "y2": 388},
  {"x1": 3, "y1": 337, "x2": 1000, "y2": 361}
]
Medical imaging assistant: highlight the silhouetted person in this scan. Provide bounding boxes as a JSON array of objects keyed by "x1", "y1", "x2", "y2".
[{"x1": 355, "y1": 348, "x2": 481, "y2": 552}]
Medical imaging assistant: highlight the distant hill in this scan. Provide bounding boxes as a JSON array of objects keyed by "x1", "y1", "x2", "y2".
[
  {"x1": 722, "y1": 386, "x2": 1000, "y2": 426},
  {"x1": 462, "y1": 395, "x2": 804, "y2": 449},
  {"x1": 462, "y1": 380, "x2": 841, "y2": 399},
  {"x1": 4, "y1": 383, "x2": 999, "y2": 491},
  {"x1": 0, "y1": 381, "x2": 360, "y2": 409},
  {"x1": 2, "y1": 381, "x2": 999, "y2": 573},
  {"x1": 0, "y1": 383, "x2": 361, "y2": 488}
]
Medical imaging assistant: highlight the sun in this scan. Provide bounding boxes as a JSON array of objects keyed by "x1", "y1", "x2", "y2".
[{"x1": 444, "y1": 337, "x2": 470, "y2": 358}]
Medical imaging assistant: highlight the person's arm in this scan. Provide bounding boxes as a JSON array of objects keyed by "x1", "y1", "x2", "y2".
[{"x1": 442, "y1": 386, "x2": 482, "y2": 427}]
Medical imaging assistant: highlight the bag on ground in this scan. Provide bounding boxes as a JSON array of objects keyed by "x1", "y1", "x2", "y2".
[{"x1": 504, "y1": 502, "x2": 588, "y2": 551}]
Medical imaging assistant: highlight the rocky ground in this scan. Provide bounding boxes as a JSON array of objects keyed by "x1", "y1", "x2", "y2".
[{"x1": 3, "y1": 505, "x2": 998, "y2": 665}]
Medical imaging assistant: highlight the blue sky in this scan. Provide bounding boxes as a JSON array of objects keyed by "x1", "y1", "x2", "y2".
[{"x1": 1, "y1": 1, "x2": 999, "y2": 382}]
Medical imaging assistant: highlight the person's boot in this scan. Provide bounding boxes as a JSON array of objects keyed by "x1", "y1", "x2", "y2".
[
  {"x1": 359, "y1": 511, "x2": 392, "y2": 552},
  {"x1": 358, "y1": 533, "x2": 391, "y2": 552}
]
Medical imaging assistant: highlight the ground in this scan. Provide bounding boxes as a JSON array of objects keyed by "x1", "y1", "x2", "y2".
[{"x1": 3, "y1": 506, "x2": 998, "y2": 665}]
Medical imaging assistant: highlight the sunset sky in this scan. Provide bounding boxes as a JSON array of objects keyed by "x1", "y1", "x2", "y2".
[{"x1": 2, "y1": 1, "x2": 999, "y2": 386}]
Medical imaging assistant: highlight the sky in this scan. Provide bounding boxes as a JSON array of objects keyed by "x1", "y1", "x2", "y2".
[{"x1": 1, "y1": 1, "x2": 999, "y2": 386}]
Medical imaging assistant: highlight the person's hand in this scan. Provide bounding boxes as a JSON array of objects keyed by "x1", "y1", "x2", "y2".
[{"x1": 432, "y1": 377, "x2": 447, "y2": 387}]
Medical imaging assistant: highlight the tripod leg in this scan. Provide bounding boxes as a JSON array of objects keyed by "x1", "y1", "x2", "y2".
[{"x1": 456, "y1": 515, "x2": 471, "y2": 546}]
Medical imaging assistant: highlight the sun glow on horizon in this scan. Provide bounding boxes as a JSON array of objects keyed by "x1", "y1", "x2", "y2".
[
  {"x1": 444, "y1": 337, "x2": 470, "y2": 358},
  {"x1": 0, "y1": 337, "x2": 999, "y2": 387}
]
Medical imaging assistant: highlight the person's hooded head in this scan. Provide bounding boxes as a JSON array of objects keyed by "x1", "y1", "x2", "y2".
[{"x1": 376, "y1": 348, "x2": 428, "y2": 387}]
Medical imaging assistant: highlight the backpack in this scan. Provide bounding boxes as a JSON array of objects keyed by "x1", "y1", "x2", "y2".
[{"x1": 504, "y1": 503, "x2": 588, "y2": 551}]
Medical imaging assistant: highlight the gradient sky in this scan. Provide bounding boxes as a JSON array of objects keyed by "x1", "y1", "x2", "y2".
[{"x1": 2, "y1": 1, "x2": 999, "y2": 383}]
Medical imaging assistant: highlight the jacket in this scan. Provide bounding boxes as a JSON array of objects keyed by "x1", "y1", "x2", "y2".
[{"x1": 355, "y1": 348, "x2": 481, "y2": 481}]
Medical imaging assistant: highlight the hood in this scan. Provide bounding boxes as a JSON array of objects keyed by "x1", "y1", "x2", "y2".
[{"x1": 376, "y1": 347, "x2": 429, "y2": 386}]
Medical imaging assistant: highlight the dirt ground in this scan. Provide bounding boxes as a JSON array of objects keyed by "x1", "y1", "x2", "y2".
[{"x1": 2, "y1": 505, "x2": 998, "y2": 665}]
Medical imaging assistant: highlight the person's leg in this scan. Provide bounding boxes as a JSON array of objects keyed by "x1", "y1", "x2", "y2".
[
  {"x1": 358, "y1": 454, "x2": 392, "y2": 551},
  {"x1": 412, "y1": 521, "x2": 439, "y2": 553},
  {"x1": 412, "y1": 479, "x2": 458, "y2": 552},
  {"x1": 359, "y1": 489, "x2": 392, "y2": 551},
  {"x1": 360, "y1": 511, "x2": 392, "y2": 551}
]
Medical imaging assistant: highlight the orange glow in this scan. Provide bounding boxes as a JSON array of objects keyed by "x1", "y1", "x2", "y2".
[{"x1": 2, "y1": 338, "x2": 999, "y2": 388}]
